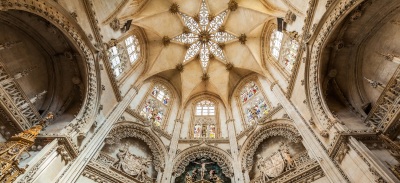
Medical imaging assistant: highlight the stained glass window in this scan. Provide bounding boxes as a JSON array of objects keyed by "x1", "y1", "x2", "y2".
[
  {"x1": 151, "y1": 85, "x2": 170, "y2": 105},
  {"x1": 240, "y1": 81, "x2": 259, "y2": 103},
  {"x1": 281, "y1": 39, "x2": 299, "y2": 72},
  {"x1": 193, "y1": 100, "x2": 217, "y2": 138},
  {"x1": 240, "y1": 81, "x2": 270, "y2": 125},
  {"x1": 140, "y1": 84, "x2": 170, "y2": 126},
  {"x1": 270, "y1": 30, "x2": 283, "y2": 59},
  {"x1": 125, "y1": 35, "x2": 140, "y2": 63},
  {"x1": 108, "y1": 46, "x2": 123, "y2": 77}
]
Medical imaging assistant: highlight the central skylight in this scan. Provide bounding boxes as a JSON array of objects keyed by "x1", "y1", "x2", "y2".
[{"x1": 172, "y1": 0, "x2": 237, "y2": 72}]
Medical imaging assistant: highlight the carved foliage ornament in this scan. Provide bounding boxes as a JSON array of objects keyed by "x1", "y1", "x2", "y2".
[
  {"x1": 105, "y1": 123, "x2": 166, "y2": 171},
  {"x1": 240, "y1": 121, "x2": 302, "y2": 171},
  {"x1": 173, "y1": 146, "x2": 234, "y2": 178}
]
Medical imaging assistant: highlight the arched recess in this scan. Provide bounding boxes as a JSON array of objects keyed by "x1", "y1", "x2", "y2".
[
  {"x1": 0, "y1": 0, "x2": 100, "y2": 133},
  {"x1": 305, "y1": 0, "x2": 366, "y2": 130},
  {"x1": 239, "y1": 119, "x2": 302, "y2": 171},
  {"x1": 172, "y1": 145, "x2": 234, "y2": 179},
  {"x1": 104, "y1": 121, "x2": 167, "y2": 171}
]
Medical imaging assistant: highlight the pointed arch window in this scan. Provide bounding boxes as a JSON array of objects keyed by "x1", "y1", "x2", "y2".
[
  {"x1": 193, "y1": 100, "x2": 217, "y2": 138},
  {"x1": 239, "y1": 81, "x2": 271, "y2": 125},
  {"x1": 269, "y1": 29, "x2": 299, "y2": 73},
  {"x1": 108, "y1": 35, "x2": 141, "y2": 78},
  {"x1": 140, "y1": 84, "x2": 171, "y2": 127}
]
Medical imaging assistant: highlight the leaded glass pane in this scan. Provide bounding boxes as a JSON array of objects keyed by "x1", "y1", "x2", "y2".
[
  {"x1": 270, "y1": 30, "x2": 283, "y2": 59},
  {"x1": 240, "y1": 81, "x2": 259, "y2": 103},
  {"x1": 281, "y1": 39, "x2": 299, "y2": 72},
  {"x1": 140, "y1": 98, "x2": 165, "y2": 126}
]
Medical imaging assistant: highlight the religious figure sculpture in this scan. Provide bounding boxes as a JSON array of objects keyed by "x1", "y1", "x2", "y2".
[
  {"x1": 193, "y1": 159, "x2": 214, "y2": 180},
  {"x1": 279, "y1": 142, "x2": 294, "y2": 170}
]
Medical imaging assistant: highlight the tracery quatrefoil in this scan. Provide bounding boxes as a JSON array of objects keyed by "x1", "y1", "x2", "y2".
[{"x1": 172, "y1": 0, "x2": 237, "y2": 72}]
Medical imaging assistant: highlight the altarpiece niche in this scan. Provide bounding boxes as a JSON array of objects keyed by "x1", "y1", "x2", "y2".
[
  {"x1": 99, "y1": 137, "x2": 157, "y2": 181},
  {"x1": 175, "y1": 158, "x2": 231, "y2": 183}
]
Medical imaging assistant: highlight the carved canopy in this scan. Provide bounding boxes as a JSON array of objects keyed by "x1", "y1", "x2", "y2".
[
  {"x1": 105, "y1": 122, "x2": 167, "y2": 171},
  {"x1": 240, "y1": 120, "x2": 302, "y2": 171}
]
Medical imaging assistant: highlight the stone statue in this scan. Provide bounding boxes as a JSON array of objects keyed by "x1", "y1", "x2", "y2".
[
  {"x1": 280, "y1": 143, "x2": 293, "y2": 169},
  {"x1": 210, "y1": 170, "x2": 223, "y2": 183},
  {"x1": 193, "y1": 159, "x2": 214, "y2": 180}
]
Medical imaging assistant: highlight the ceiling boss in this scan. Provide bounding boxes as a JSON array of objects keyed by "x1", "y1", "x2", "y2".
[{"x1": 170, "y1": 0, "x2": 238, "y2": 72}]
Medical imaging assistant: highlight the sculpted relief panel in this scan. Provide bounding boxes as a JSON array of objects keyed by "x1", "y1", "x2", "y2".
[
  {"x1": 249, "y1": 136, "x2": 306, "y2": 180},
  {"x1": 99, "y1": 137, "x2": 156, "y2": 182}
]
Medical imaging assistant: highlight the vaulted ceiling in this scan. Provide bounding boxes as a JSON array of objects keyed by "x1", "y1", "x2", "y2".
[{"x1": 123, "y1": 0, "x2": 283, "y2": 106}]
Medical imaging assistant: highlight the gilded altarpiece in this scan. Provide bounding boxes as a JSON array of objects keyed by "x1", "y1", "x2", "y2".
[{"x1": 175, "y1": 158, "x2": 231, "y2": 183}]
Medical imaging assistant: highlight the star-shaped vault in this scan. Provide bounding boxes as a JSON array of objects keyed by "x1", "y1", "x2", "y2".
[{"x1": 172, "y1": 0, "x2": 237, "y2": 72}]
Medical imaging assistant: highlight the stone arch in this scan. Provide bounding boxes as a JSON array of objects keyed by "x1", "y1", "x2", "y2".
[
  {"x1": 172, "y1": 145, "x2": 234, "y2": 178},
  {"x1": 0, "y1": 0, "x2": 100, "y2": 133},
  {"x1": 306, "y1": 0, "x2": 365, "y2": 130},
  {"x1": 105, "y1": 121, "x2": 167, "y2": 171},
  {"x1": 239, "y1": 119, "x2": 302, "y2": 171}
]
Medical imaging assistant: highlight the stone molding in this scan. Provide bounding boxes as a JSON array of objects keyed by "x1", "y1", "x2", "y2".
[
  {"x1": 172, "y1": 145, "x2": 234, "y2": 178},
  {"x1": 104, "y1": 121, "x2": 167, "y2": 171},
  {"x1": 239, "y1": 120, "x2": 302, "y2": 171}
]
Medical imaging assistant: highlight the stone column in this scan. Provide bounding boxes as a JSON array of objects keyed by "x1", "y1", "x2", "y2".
[
  {"x1": 244, "y1": 170, "x2": 250, "y2": 182},
  {"x1": 156, "y1": 171, "x2": 163, "y2": 183},
  {"x1": 56, "y1": 88, "x2": 138, "y2": 183},
  {"x1": 270, "y1": 84, "x2": 349, "y2": 182},
  {"x1": 227, "y1": 119, "x2": 245, "y2": 182},
  {"x1": 162, "y1": 119, "x2": 183, "y2": 183}
]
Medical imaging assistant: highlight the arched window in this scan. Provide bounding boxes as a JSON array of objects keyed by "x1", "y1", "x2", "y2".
[
  {"x1": 239, "y1": 81, "x2": 271, "y2": 125},
  {"x1": 270, "y1": 30, "x2": 284, "y2": 59},
  {"x1": 269, "y1": 29, "x2": 300, "y2": 73},
  {"x1": 140, "y1": 84, "x2": 171, "y2": 127},
  {"x1": 124, "y1": 35, "x2": 140, "y2": 63},
  {"x1": 108, "y1": 35, "x2": 141, "y2": 78},
  {"x1": 193, "y1": 100, "x2": 217, "y2": 138}
]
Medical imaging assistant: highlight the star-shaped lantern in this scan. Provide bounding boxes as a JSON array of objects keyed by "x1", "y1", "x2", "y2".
[{"x1": 172, "y1": 0, "x2": 237, "y2": 72}]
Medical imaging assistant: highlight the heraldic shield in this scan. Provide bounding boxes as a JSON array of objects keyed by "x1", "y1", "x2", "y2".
[
  {"x1": 120, "y1": 151, "x2": 151, "y2": 177},
  {"x1": 262, "y1": 152, "x2": 285, "y2": 177}
]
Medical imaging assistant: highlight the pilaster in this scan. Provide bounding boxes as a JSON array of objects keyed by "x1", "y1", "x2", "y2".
[
  {"x1": 227, "y1": 119, "x2": 245, "y2": 182},
  {"x1": 55, "y1": 88, "x2": 138, "y2": 183},
  {"x1": 270, "y1": 84, "x2": 348, "y2": 182},
  {"x1": 162, "y1": 119, "x2": 183, "y2": 183}
]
